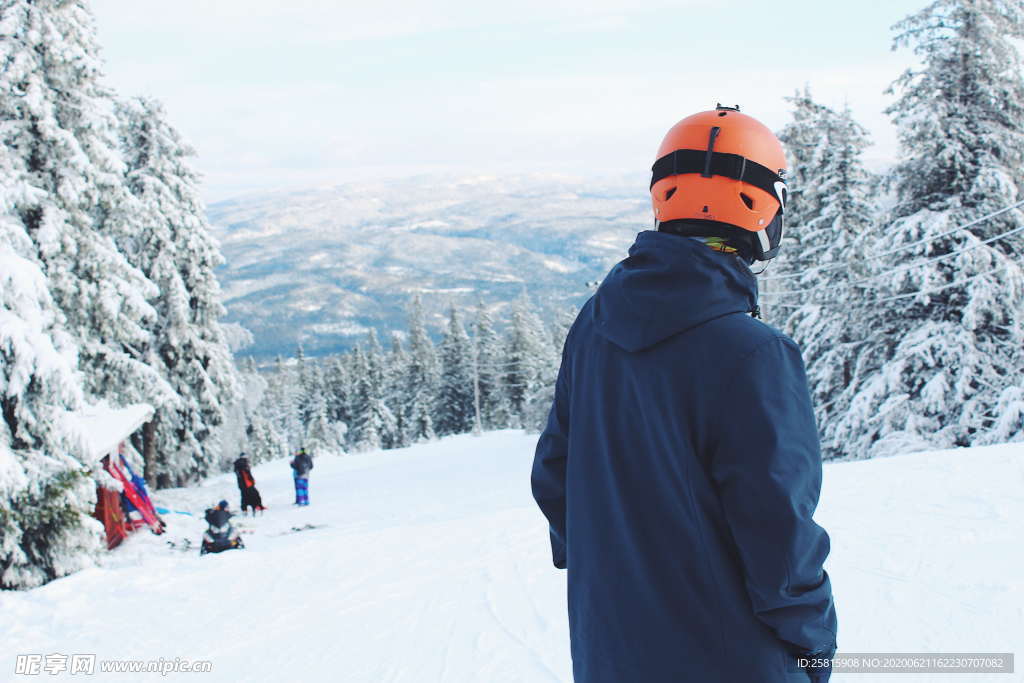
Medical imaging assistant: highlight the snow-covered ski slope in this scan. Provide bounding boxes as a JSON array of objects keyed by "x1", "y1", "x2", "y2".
[{"x1": 2, "y1": 431, "x2": 1022, "y2": 682}]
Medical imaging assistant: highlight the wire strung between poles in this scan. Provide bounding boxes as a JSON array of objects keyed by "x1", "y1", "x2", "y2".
[
  {"x1": 761, "y1": 221, "x2": 1024, "y2": 300},
  {"x1": 762, "y1": 265, "x2": 1008, "y2": 309},
  {"x1": 759, "y1": 199, "x2": 1024, "y2": 283}
]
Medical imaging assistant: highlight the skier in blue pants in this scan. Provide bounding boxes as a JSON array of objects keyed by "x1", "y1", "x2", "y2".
[
  {"x1": 531, "y1": 106, "x2": 837, "y2": 683},
  {"x1": 290, "y1": 447, "x2": 313, "y2": 506}
]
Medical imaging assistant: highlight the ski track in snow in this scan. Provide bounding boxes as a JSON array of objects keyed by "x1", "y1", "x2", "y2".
[{"x1": 1, "y1": 431, "x2": 1022, "y2": 683}]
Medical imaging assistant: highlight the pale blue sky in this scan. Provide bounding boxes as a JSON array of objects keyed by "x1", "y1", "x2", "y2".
[{"x1": 91, "y1": 0, "x2": 925, "y2": 201}]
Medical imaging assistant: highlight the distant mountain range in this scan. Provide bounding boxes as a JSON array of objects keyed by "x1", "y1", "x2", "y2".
[{"x1": 208, "y1": 174, "x2": 650, "y2": 359}]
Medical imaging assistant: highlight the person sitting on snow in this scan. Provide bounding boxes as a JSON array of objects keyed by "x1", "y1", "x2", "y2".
[{"x1": 201, "y1": 499, "x2": 243, "y2": 555}]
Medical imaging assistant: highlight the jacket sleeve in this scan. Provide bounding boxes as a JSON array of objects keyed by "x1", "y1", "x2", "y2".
[
  {"x1": 531, "y1": 344, "x2": 571, "y2": 569},
  {"x1": 709, "y1": 334, "x2": 837, "y2": 656}
]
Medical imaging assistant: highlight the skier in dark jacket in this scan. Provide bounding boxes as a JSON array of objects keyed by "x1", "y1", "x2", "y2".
[
  {"x1": 233, "y1": 453, "x2": 265, "y2": 515},
  {"x1": 290, "y1": 447, "x2": 313, "y2": 506},
  {"x1": 532, "y1": 106, "x2": 837, "y2": 683}
]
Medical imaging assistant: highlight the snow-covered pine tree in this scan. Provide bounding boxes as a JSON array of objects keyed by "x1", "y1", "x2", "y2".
[
  {"x1": 829, "y1": 0, "x2": 1024, "y2": 457},
  {"x1": 0, "y1": 174, "x2": 99, "y2": 589},
  {"x1": 764, "y1": 88, "x2": 835, "y2": 320},
  {"x1": 299, "y1": 357, "x2": 325, "y2": 436},
  {"x1": 244, "y1": 409, "x2": 287, "y2": 465},
  {"x1": 525, "y1": 305, "x2": 578, "y2": 431},
  {"x1": 383, "y1": 333, "x2": 409, "y2": 447},
  {"x1": 293, "y1": 344, "x2": 318, "y2": 433},
  {"x1": 323, "y1": 354, "x2": 352, "y2": 439},
  {"x1": 885, "y1": 0, "x2": 1024, "y2": 223},
  {"x1": 346, "y1": 346, "x2": 375, "y2": 451},
  {"x1": 364, "y1": 330, "x2": 385, "y2": 390},
  {"x1": 0, "y1": 0, "x2": 169, "y2": 421},
  {"x1": 304, "y1": 399, "x2": 340, "y2": 458},
  {"x1": 344, "y1": 345, "x2": 369, "y2": 450},
  {"x1": 550, "y1": 306, "x2": 577, "y2": 354},
  {"x1": 265, "y1": 355, "x2": 301, "y2": 451},
  {"x1": 225, "y1": 357, "x2": 287, "y2": 466},
  {"x1": 503, "y1": 294, "x2": 552, "y2": 427},
  {"x1": 366, "y1": 330, "x2": 397, "y2": 448},
  {"x1": 400, "y1": 295, "x2": 438, "y2": 443},
  {"x1": 777, "y1": 105, "x2": 878, "y2": 458},
  {"x1": 347, "y1": 338, "x2": 397, "y2": 452},
  {"x1": 435, "y1": 305, "x2": 475, "y2": 436},
  {"x1": 0, "y1": 0, "x2": 176, "y2": 585},
  {"x1": 115, "y1": 95, "x2": 239, "y2": 486},
  {"x1": 472, "y1": 301, "x2": 506, "y2": 430},
  {"x1": 776, "y1": 87, "x2": 833, "y2": 232}
]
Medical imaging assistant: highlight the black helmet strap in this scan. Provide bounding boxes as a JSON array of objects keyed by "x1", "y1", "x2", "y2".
[{"x1": 651, "y1": 147, "x2": 786, "y2": 209}]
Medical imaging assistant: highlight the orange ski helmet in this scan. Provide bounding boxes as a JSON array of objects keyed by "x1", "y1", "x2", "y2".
[{"x1": 650, "y1": 104, "x2": 788, "y2": 261}]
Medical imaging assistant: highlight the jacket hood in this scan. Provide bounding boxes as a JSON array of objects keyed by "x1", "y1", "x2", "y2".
[{"x1": 592, "y1": 230, "x2": 758, "y2": 352}]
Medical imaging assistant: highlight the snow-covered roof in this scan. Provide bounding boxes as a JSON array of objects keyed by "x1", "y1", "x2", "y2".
[{"x1": 68, "y1": 403, "x2": 154, "y2": 461}]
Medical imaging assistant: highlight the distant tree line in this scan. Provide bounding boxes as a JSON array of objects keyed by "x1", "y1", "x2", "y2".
[{"x1": 235, "y1": 295, "x2": 575, "y2": 461}]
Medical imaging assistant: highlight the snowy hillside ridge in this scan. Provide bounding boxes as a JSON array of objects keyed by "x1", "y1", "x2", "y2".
[
  {"x1": 207, "y1": 173, "x2": 648, "y2": 358},
  {"x1": 2, "y1": 431, "x2": 1020, "y2": 682}
]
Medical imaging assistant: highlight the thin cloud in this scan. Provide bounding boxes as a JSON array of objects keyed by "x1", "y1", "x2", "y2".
[{"x1": 90, "y1": 0, "x2": 919, "y2": 200}]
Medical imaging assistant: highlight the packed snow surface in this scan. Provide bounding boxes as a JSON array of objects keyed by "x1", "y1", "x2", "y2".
[{"x1": 2, "y1": 431, "x2": 1021, "y2": 682}]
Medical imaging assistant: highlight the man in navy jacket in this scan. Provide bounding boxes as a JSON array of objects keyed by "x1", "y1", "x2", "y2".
[{"x1": 531, "y1": 107, "x2": 837, "y2": 683}]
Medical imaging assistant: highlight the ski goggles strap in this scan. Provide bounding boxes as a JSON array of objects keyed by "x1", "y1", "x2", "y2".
[{"x1": 650, "y1": 148, "x2": 786, "y2": 209}]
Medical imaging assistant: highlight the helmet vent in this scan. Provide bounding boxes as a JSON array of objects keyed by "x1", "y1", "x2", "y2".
[
  {"x1": 739, "y1": 192, "x2": 754, "y2": 210},
  {"x1": 664, "y1": 187, "x2": 677, "y2": 201}
]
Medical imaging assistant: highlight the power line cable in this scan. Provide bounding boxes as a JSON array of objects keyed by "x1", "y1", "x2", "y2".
[
  {"x1": 761, "y1": 220, "x2": 1024, "y2": 300},
  {"x1": 760, "y1": 199, "x2": 1024, "y2": 283},
  {"x1": 764, "y1": 265, "x2": 1008, "y2": 309},
  {"x1": 872, "y1": 266, "x2": 1007, "y2": 305}
]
